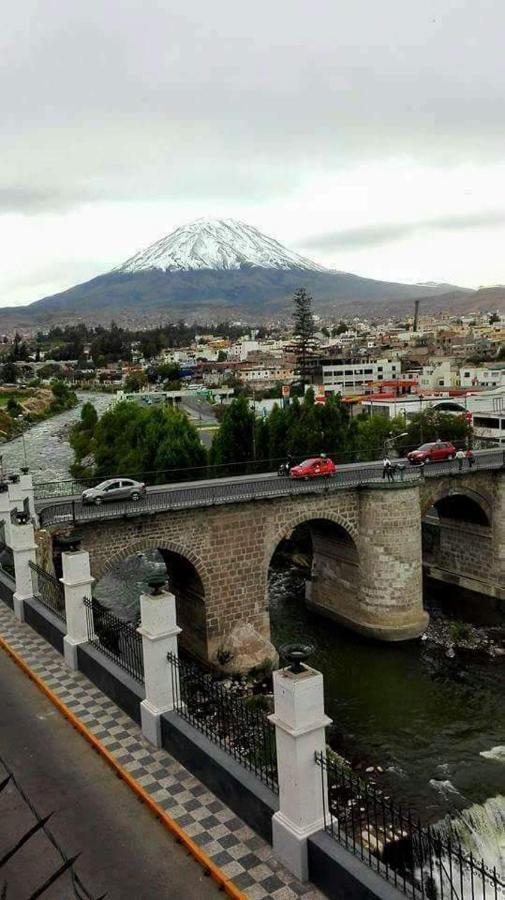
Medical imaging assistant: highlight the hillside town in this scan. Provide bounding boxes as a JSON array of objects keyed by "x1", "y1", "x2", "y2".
[{"x1": 1, "y1": 305, "x2": 504, "y2": 447}]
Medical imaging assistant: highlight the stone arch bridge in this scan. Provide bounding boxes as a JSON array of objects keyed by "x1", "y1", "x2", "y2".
[{"x1": 38, "y1": 459, "x2": 505, "y2": 671}]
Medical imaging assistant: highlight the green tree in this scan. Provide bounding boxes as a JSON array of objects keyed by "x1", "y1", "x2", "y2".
[
  {"x1": 124, "y1": 372, "x2": 147, "y2": 393},
  {"x1": 0, "y1": 363, "x2": 18, "y2": 383},
  {"x1": 402, "y1": 409, "x2": 472, "y2": 450},
  {"x1": 6, "y1": 397, "x2": 23, "y2": 417},
  {"x1": 89, "y1": 402, "x2": 206, "y2": 482},
  {"x1": 354, "y1": 414, "x2": 408, "y2": 461},
  {"x1": 292, "y1": 288, "x2": 315, "y2": 383},
  {"x1": 209, "y1": 396, "x2": 255, "y2": 474},
  {"x1": 49, "y1": 379, "x2": 78, "y2": 413}
]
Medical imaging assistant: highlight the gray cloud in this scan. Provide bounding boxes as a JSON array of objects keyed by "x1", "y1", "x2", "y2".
[
  {"x1": 2, "y1": 0, "x2": 505, "y2": 214},
  {"x1": 299, "y1": 211, "x2": 505, "y2": 251}
]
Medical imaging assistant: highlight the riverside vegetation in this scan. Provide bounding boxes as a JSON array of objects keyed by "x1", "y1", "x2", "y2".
[
  {"x1": 69, "y1": 390, "x2": 472, "y2": 482},
  {"x1": 0, "y1": 380, "x2": 78, "y2": 443}
]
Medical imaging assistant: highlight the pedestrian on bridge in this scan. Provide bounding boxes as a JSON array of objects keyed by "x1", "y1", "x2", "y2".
[
  {"x1": 466, "y1": 447, "x2": 475, "y2": 468},
  {"x1": 456, "y1": 448, "x2": 465, "y2": 472},
  {"x1": 382, "y1": 456, "x2": 394, "y2": 482}
]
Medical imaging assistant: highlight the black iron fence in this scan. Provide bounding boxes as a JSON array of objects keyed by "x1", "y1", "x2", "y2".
[
  {"x1": 0, "y1": 523, "x2": 14, "y2": 580},
  {"x1": 167, "y1": 651, "x2": 278, "y2": 793},
  {"x1": 83, "y1": 597, "x2": 144, "y2": 683},
  {"x1": 29, "y1": 561, "x2": 66, "y2": 622},
  {"x1": 316, "y1": 752, "x2": 504, "y2": 899}
]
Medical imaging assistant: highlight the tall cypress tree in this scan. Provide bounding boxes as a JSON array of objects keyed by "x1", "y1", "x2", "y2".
[{"x1": 292, "y1": 288, "x2": 315, "y2": 384}]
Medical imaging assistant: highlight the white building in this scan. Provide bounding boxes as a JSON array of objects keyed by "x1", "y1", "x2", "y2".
[
  {"x1": 459, "y1": 366, "x2": 505, "y2": 389},
  {"x1": 322, "y1": 358, "x2": 400, "y2": 395}
]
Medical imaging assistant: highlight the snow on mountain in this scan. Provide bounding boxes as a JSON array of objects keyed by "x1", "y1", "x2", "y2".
[{"x1": 116, "y1": 217, "x2": 326, "y2": 274}]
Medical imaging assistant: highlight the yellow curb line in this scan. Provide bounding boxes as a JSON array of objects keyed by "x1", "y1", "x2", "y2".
[{"x1": 0, "y1": 634, "x2": 247, "y2": 900}]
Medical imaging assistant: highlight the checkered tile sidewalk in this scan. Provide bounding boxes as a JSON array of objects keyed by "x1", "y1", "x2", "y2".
[{"x1": 0, "y1": 602, "x2": 324, "y2": 899}]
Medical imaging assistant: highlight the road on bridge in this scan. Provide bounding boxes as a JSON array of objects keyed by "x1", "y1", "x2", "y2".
[{"x1": 35, "y1": 449, "x2": 504, "y2": 529}]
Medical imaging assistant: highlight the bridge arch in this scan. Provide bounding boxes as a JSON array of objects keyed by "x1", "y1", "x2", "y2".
[
  {"x1": 268, "y1": 514, "x2": 361, "y2": 629},
  {"x1": 97, "y1": 538, "x2": 211, "y2": 661},
  {"x1": 421, "y1": 485, "x2": 492, "y2": 524},
  {"x1": 267, "y1": 510, "x2": 358, "y2": 567}
]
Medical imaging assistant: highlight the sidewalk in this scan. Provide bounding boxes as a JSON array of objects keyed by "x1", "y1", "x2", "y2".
[
  {"x1": 0, "y1": 649, "x2": 223, "y2": 900},
  {"x1": 0, "y1": 602, "x2": 324, "y2": 899}
]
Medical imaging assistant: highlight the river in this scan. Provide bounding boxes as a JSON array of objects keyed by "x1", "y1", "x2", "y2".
[
  {"x1": 3, "y1": 397, "x2": 504, "y2": 876},
  {"x1": 0, "y1": 392, "x2": 113, "y2": 481}
]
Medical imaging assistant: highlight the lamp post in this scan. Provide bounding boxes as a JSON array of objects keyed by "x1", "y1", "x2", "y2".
[
  {"x1": 16, "y1": 417, "x2": 28, "y2": 470},
  {"x1": 419, "y1": 394, "x2": 424, "y2": 443}
]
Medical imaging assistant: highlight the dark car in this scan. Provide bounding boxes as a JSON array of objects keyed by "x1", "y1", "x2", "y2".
[
  {"x1": 407, "y1": 441, "x2": 456, "y2": 465},
  {"x1": 82, "y1": 478, "x2": 146, "y2": 505},
  {"x1": 289, "y1": 457, "x2": 336, "y2": 479}
]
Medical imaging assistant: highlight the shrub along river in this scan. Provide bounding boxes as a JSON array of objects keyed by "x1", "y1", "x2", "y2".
[{"x1": 2, "y1": 394, "x2": 504, "y2": 877}]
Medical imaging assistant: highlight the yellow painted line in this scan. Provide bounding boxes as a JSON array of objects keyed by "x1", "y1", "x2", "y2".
[{"x1": 0, "y1": 634, "x2": 247, "y2": 900}]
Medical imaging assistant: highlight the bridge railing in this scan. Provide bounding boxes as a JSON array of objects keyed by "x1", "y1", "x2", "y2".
[
  {"x1": 29, "y1": 561, "x2": 66, "y2": 622},
  {"x1": 37, "y1": 464, "x2": 423, "y2": 527},
  {"x1": 36, "y1": 450, "x2": 505, "y2": 529},
  {"x1": 83, "y1": 597, "x2": 144, "y2": 684},
  {"x1": 0, "y1": 522, "x2": 15, "y2": 580},
  {"x1": 316, "y1": 751, "x2": 505, "y2": 900},
  {"x1": 167, "y1": 651, "x2": 278, "y2": 793}
]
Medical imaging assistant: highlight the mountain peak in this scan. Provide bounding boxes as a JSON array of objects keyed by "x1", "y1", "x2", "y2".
[{"x1": 115, "y1": 217, "x2": 326, "y2": 274}]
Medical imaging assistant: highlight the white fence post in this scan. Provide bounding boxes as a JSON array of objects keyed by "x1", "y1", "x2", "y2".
[
  {"x1": 138, "y1": 578, "x2": 181, "y2": 748},
  {"x1": 269, "y1": 651, "x2": 332, "y2": 882},
  {"x1": 62, "y1": 542, "x2": 94, "y2": 669},
  {"x1": 10, "y1": 514, "x2": 37, "y2": 622}
]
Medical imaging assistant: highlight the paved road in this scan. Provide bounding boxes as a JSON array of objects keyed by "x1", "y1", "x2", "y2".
[
  {"x1": 36, "y1": 449, "x2": 504, "y2": 528},
  {"x1": 0, "y1": 649, "x2": 222, "y2": 900}
]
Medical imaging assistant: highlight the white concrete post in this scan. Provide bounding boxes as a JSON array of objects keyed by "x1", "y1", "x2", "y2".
[
  {"x1": 10, "y1": 517, "x2": 37, "y2": 622},
  {"x1": 20, "y1": 470, "x2": 37, "y2": 522},
  {"x1": 269, "y1": 663, "x2": 332, "y2": 882},
  {"x1": 138, "y1": 585, "x2": 181, "y2": 748},
  {"x1": 62, "y1": 549, "x2": 95, "y2": 669}
]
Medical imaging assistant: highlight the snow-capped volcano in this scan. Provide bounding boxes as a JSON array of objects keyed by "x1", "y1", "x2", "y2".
[{"x1": 116, "y1": 217, "x2": 326, "y2": 274}]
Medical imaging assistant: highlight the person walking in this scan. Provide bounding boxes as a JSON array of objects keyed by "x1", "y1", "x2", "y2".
[
  {"x1": 456, "y1": 448, "x2": 465, "y2": 472},
  {"x1": 466, "y1": 447, "x2": 475, "y2": 468},
  {"x1": 383, "y1": 456, "x2": 394, "y2": 482}
]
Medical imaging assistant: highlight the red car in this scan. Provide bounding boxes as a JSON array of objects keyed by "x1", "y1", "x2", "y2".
[
  {"x1": 407, "y1": 441, "x2": 456, "y2": 465},
  {"x1": 289, "y1": 457, "x2": 336, "y2": 479}
]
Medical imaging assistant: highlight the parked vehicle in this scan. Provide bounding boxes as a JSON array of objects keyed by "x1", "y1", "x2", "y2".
[
  {"x1": 407, "y1": 441, "x2": 456, "y2": 464},
  {"x1": 289, "y1": 457, "x2": 336, "y2": 479},
  {"x1": 82, "y1": 478, "x2": 146, "y2": 505}
]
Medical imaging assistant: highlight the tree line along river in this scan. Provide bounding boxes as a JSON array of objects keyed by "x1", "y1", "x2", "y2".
[{"x1": 2, "y1": 393, "x2": 504, "y2": 876}]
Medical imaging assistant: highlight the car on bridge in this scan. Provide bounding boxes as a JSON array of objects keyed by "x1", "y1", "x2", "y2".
[
  {"x1": 289, "y1": 457, "x2": 336, "y2": 479},
  {"x1": 407, "y1": 441, "x2": 456, "y2": 465},
  {"x1": 82, "y1": 478, "x2": 146, "y2": 505}
]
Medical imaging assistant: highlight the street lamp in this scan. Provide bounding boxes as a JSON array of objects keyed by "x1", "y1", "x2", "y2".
[
  {"x1": 16, "y1": 417, "x2": 28, "y2": 470},
  {"x1": 419, "y1": 394, "x2": 424, "y2": 443}
]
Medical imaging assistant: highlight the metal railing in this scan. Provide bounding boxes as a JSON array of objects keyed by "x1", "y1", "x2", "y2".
[
  {"x1": 29, "y1": 561, "x2": 66, "y2": 622},
  {"x1": 316, "y1": 752, "x2": 505, "y2": 899},
  {"x1": 37, "y1": 450, "x2": 505, "y2": 528},
  {"x1": 0, "y1": 522, "x2": 15, "y2": 580},
  {"x1": 167, "y1": 651, "x2": 278, "y2": 792},
  {"x1": 37, "y1": 464, "x2": 423, "y2": 527},
  {"x1": 83, "y1": 597, "x2": 144, "y2": 683}
]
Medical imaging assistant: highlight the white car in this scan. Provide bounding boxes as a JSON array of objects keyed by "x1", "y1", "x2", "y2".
[{"x1": 82, "y1": 478, "x2": 146, "y2": 505}]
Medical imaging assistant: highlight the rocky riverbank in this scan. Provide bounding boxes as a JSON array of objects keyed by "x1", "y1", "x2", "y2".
[
  {"x1": 0, "y1": 385, "x2": 78, "y2": 445},
  {"x1": 422, "y1": 614, "x2": 505, "y2": 661}
]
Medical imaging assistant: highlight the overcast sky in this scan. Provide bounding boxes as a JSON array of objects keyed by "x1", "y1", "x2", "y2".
[{"x1": 3, "y1": 0, "x2": 505, "y2": 306}]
